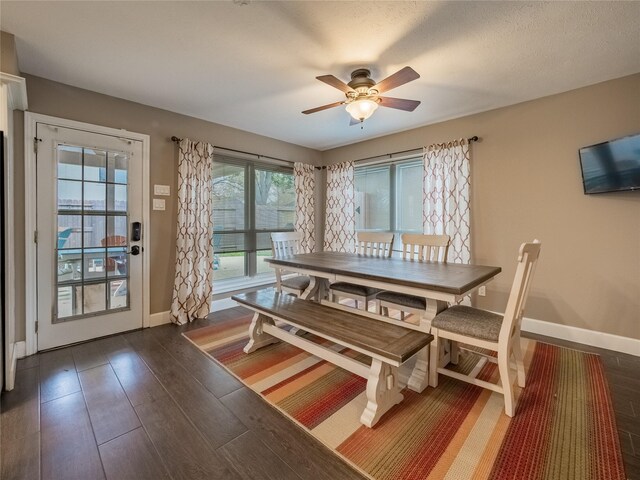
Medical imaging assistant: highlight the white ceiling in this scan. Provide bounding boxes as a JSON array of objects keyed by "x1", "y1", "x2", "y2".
[{"x1": 2, "y1": 1, "x2": 639, "y2": 151}]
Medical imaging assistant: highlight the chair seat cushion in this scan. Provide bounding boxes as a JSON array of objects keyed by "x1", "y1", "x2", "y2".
[
  {"x1": 375, "y1": 291, "x2": 426, "y2": 310},
  {"x1": 282, "y1": 275, "x2": 311, "y2": 291},
  {"x1": 431, "y1": 305, "x2": 504, "y2": 342},
  {"x1": 329, "y1": 282, "x2": 378, "y2": 297}
]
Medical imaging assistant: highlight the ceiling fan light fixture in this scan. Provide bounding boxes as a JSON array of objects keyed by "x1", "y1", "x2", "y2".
[{"x1": 345, "y1": 98, "x2": 379, "y2": 121}]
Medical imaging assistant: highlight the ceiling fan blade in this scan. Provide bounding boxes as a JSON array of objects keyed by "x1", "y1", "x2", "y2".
[
  {"x1": 316, "y1": 74, "x2": 353, "y2": 93},
  {"x1": 374, "y1": 66, "x2": 420, "y2": 93},
  {"x1": 378, "y1": 96, "x2": 421, "y2": 112},
  {"x1": 302, "y1": 101, "x2": 345, "y2": 115}
]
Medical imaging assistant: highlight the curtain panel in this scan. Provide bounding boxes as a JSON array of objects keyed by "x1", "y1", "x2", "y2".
[
  {"x1": 422, "y1": 139, "x2": 471, "y2": 264},
  {"x1": 324, "y1": 161, "x2": 356, "y2": 253},
  {"x1": 170, "y1": 138, "x2": 214, "y2": 325},
  {"x1": 294, "y1": 162, "x2": 316, "y2": 253}
]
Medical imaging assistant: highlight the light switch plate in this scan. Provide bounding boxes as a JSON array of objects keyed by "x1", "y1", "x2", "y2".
[
  {"x1": 153, "y1": 198, "x2": 166, "y2": 211},
  {"x1": 154, "y1": 184, "x2": 170, "y2": 196}
]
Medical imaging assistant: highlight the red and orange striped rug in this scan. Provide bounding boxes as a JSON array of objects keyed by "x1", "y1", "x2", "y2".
[{"x1": 184, "y1": 310, "x2": 625, "y2": 480}]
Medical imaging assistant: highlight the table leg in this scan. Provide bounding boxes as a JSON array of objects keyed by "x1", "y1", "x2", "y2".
[
  {"x1": 244, "y1": 313, "x2": 279, "y2": 353},
  {"x1": 360, "y1": 359, "x2": 404, "y2": 428},
  {"x1": 300, "y1": 276, "x2": 328, "y2": 302},
  {"x1": 408, "y1": 298, "x2": 448, "y2": 393}
]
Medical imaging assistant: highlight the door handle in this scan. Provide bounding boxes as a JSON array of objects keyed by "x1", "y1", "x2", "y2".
[{"x1": 128, "y1": 245, "x2": 141, "y2": 256}]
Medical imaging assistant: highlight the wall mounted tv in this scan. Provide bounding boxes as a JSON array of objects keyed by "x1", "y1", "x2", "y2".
[{"x1": 579, "y1": 133, "x2": 640, "y2": 194}]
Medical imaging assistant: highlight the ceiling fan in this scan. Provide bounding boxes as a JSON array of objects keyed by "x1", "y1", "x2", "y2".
[{"x1": 302, "y1": 66, "x2": 421, "y2": 126}]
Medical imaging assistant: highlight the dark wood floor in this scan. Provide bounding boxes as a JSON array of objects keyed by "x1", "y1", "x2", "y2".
[{"x1": 1, "y1": 307, "x2": 639, "y2": 480}]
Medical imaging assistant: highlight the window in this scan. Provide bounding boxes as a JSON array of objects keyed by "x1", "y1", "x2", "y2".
[
  {"x1": 212, "y1": 156, "x2": 295, "y2": 283},
  {"x1": 354, "y1": 158, "x2": 422, "y2": 241}
]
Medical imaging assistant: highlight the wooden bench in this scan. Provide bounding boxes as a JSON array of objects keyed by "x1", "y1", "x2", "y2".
[{"x1": 232, "y1": 289, "x2": 433, "y2": 428}]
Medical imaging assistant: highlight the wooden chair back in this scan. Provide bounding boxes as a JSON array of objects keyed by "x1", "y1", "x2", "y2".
[
  {"x1": 499, "y1": 240, "x2": 542, "y2": 343},
  {"x1": 401, "y1": 233, "x2": 450, "y2": 262},
  {"x1": 356, "y1": 232, "x2": 394, "y2": 257},
  {"x1": 271, "y1": 231, "x2": 303, "y2": 258}
]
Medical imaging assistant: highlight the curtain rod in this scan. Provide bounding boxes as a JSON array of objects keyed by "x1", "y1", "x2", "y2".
[
  {"x1": 351, "y1": 135, "x2": 479, "y2": 164},
  {"x1": 170, "y1": 136, "x2": 294, "y2": 165}
]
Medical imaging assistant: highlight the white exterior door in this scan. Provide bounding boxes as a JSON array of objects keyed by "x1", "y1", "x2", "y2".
[{"x1": 36, "y1": 123, "x2": 144, "y2": 350}]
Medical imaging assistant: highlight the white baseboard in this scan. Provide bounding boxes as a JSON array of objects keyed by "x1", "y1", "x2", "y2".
[
  {"x1": 521, "y1": 316, "x2": 640, "y2": 357},
  {"x1": 148, "y1": 299, "x2": 240, "y2": 328},
  {"x1": 5, "y1": 340, "x2": 26, "y2": 391},
  {"x1": 149, "y1": 311, "x2": 171, "y2": 327},
  {"x1": 14, "y1": 340, "x2": 26, "y2": 359}
]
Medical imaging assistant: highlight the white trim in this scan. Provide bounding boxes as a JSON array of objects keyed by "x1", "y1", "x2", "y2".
[
  {"x1": 24, "y1": 112, "x2": 151, "y2": 354},
  {"x1": 0, "y1": 73, "x2": 28, "y2": 110},
  {"x1": 5, "y1": 340, "x2": 25, "y2": 391},
  {"x1": 521, "y1": 316, "x2": 640, "y2": 357},
  {"x1": 149, "y1": 311, "x2": 171, "y2": 327}
]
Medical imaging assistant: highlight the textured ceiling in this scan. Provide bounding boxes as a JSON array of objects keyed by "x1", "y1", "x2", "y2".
[{"x1": 1, "y1": 1, "x2": 639, "y2": 150}]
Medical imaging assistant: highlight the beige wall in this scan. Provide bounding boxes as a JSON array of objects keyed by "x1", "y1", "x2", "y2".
[
  {"x1": 322, "y1": 74, "x2": 640, "y2": 340},
  {"x1": 14, "y1": 74, "x2": 321, "y2": 341},
  {"x1": 1, "y1": 31, "x2": 20, "y2": 76}
]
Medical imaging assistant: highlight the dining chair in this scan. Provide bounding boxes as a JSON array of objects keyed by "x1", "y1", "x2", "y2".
[
  {"x1": 376, "y1": 233, "x2": 450, "y2": 320},
  {"x1": 429, "y1": 240, "x2": 542, "y2": 417},
  {"x1": 329, "y1": 231, "x2": 394, "y2": 310},
  {"x1": 271, "y1": 232, "x2": 311, "y2": 297}
]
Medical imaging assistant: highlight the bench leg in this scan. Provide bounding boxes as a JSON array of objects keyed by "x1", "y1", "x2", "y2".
[
  {"x1": 360, "y1": 359, "x2": 404, "y2": 428},
  {"x1": 407, "y1": 345, "x2": 430, "y2": 393},
  {"x1": 243, "y1": 313, "x2": 279, "y2": 353}
]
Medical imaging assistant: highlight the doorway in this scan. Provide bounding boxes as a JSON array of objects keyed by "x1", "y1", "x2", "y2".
[{"x1": 27, "y1": 115, "x2": 149, "y2": 351}]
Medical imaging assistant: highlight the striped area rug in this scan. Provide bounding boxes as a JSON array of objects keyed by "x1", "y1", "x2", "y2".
[{"x1": 183, "y1": 310, "x2": 625, "y2": 480}]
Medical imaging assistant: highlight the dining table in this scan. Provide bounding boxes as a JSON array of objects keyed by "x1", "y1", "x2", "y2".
[{"x1": 265, "y1": 251, "x2": 502, "y2": 392}]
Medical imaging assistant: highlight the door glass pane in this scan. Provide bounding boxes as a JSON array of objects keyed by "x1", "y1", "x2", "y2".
[
  {"x1": 107, "y1": 247, "x2": 128, "y2": 277},
  {"x1": 107, "y1": 184, "x2": 127, "y2": 212},
  {"x1": 57, "y1": 286, "x2": 82, "y2": 319},
  {"x1": 58, "y1": 180, "x2": 82, "y2": 211},
  {"x1": 108, "y1": 152, "x2": 128, "y2": 183},
  {"x1": 84, "y1": 216, "x2": 106, "y2": 248},
  {"x1": 109, "y1": 280, "x2": 128, "y2": 309},
  {"x1": 55, "y1": 144, "x2": 130, "y2": 321},
  {"x1": 84, "y1": 182, "x2": 106, "y2": 212},
  {"x1": 107, "y1": 216, "x2": 128, "y2": 240},
  {"x1": 57, "y1": 146, "x2": 82, "y2": 180},
  {"x1": 58, "y1": 216, "x2": 82, "y2": 249},
  {"x1": 84, "y1": 248, "x2": 107, "y2": 280},
  {"x1": 83, "y1": 283, "x2": 106, "y2": 314},
  {"x1": 355, "y1": 166, "x2": 390, "y2": 230},
  {"x1": 84, "y1": 149, "x2": 106, "y2": 181}
]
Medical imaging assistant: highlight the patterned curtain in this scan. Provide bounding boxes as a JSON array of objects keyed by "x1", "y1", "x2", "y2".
[
  {"x1": 294, "y1": 162, "x2": 316, "y2": 253},
  {"x1": 422, "y1": 139, "x2": 471, "y2": 264},
  {"x1": 324, "y1": 161, "x2": 356, "y2": 252},
  {"x1": 170, "y1": 139, "x2": 214, "y2": 325}
]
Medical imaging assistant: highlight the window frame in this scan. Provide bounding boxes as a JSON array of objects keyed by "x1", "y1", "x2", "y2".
[
  {"x1": 354, "y1": 156, "x2": 423, "y2": 243},
  {"x1": 212, "y1": 154, "x2": 295, "y2": 283}
]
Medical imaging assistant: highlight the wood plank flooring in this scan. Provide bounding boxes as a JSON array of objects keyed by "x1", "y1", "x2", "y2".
[{"x1": 1, "y1": 307, "x2": 639, "y2": 480}]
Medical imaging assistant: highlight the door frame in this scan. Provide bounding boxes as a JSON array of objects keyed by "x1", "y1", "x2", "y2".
[{"x1": 25, "y1": 112, "x2": 150, "y2": 355}]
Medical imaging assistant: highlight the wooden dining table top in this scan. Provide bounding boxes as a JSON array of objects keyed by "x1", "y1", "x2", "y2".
[{"x1": 265, "y1": 251, "x2": 501, "y2": 296}]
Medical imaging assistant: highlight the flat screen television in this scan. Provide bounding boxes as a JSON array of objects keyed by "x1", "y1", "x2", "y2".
[{"x1": 579, "y1": 133, "x2": 640, "y2": 194}]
